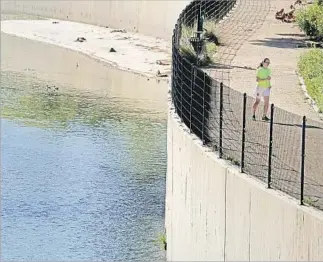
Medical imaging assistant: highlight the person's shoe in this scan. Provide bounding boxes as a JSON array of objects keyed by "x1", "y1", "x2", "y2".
[
  {"x1": 252, "y1": 115, "x2": 256, "y2": 121},
  {"x1": 262, "y1": 116, "x2": 270, "y2": 121}
]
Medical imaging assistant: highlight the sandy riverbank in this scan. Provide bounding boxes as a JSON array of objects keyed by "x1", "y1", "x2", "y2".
[{"x1": 1, "y1": 17, "x2": 172, "y2": 78}]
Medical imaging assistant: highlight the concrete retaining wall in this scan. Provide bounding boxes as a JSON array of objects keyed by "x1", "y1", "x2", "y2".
[
  {"x1": 166, "y1": 106, "x2": 323, "y2": 261},
  {"x1": 1, "y1": 0, "x2": 189, "y2": 40}
]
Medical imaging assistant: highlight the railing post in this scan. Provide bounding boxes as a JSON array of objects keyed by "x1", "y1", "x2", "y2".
[
  {"x1": 202, "y1": 72, "x2": 206, "y2": 145},
  {"x1": 219, "y1": 82, "x2": 224, "y2": 158},
  {"x1": 172, "y1": 26, "x2": 177, "y2": 109},
  {"x1": 189, "y1": 66, "x2": 195, "y2": 133},
  {"x1": 268, "y1": 103, "x2": 274, "y2": 189},
  {"x1": 241, "y1": 93, "x2": 247, "y2": 172},
  {"x1": 176, "y1": 57, "x2": 179, "y2": 113},
  {"x1": 180, "y1": 57, "x2": 183, "y2": 121},
  {"x1": 300, "y1": 115, "x2": 306, "y2": 205},
  {"x1": 197, "y1": 1, "x2": 202, "y2": 40},
  {"x1": 171, "y1": 36, "x2": 176, "y2": 110}
]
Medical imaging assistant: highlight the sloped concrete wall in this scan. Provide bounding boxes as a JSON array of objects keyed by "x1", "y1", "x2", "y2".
[
  {"x1": 1, "y1": 0, "x2": 189, "y2": 40},
  {"x1": 166, "y1": 106, "x2": 323, "y2": 261}
]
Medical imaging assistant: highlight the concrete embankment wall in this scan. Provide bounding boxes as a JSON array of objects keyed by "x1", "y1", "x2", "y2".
[
  {"x1": 166, "y1": 107, "x2": 323, "y2": 261},
  {"x1": 1, "y1": 0, "x2": 189, "y2": 40}
]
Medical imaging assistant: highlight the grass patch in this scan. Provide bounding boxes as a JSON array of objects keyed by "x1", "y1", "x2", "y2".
[
  {"x1": 304, "y1": 196, "x2": 320, "y2": 208},
  {"x1": 298, "y1": 49, "x2": 323, "y2": 112},
  {"x1": 225, "y1": 155, "x2": 240, "y2": 166},
  {"x1": 203, "y1": 19, "x2": 219, "y2": 45},
  {"x1": 179, "y1": 19, "x2": 219, "y2": 66},
  {"x1": 296, "y1": 0, "x2": 323, "y2": 40},
  {"x1": 155, "y1": 233, "x2": 167, "y2": 251}
]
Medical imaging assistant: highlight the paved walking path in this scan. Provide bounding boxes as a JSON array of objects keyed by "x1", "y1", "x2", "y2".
[
  {"x1": 228, "y1": 0, "x2": 321, "y2": 121},
  {"x1": 205, "y1": 0, "x2": 271, "y2": 86},
  {"x1": 202, "y1": 0, "x2": 323, "y2": 209}
]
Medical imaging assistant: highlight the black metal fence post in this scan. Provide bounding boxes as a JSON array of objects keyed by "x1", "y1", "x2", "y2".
[
  {"x1": 300, "y1": 115, "x2": 306, "y2": 205},
  {"x1": 189, "y1": 66, "x2": 195, "y2": 133},
  {"x1": 219, "y1": 82, "x2": 224, "y2": 158},
  {"x1": 241, "y1": 93, "x2": 247, "y2": 172},
  {"x1": 268, "y1": 103, "x2": 274, "y2": 189},
  {"x1": 171, "y1": 35, "x2": 176, "y2": 111},
  {"x1": 202, "y1": 72, "x2": 206, "y2": 145},
  {"x1": 180, "y1": 57, "x2": 183, "y2": 121},
  {"x1": 172, "y1": 26, "x2": 177, "y2": 109},
  {"x1": 197, "y1": 1, "x2": 202, "y2": 40}
]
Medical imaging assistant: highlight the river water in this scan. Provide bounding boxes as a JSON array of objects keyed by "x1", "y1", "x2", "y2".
[{"x1": 1, "y1": 37, "x2": 167, "y2": 260}]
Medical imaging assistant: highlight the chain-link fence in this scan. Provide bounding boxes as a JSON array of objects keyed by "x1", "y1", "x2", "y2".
[{"x1": 172, "y1": 0, "x2": 323, "y2": 210}]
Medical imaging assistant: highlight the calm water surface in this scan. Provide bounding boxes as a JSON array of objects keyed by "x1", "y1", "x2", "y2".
[{"x1": 1, "y1": 71, "x2": 167, "y2": 261}]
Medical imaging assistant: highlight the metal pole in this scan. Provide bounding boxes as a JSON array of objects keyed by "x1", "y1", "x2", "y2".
[
  {"x1": 219, "y1": 82, "x2": 224, "y2": 158},
  {"x1": 197, "y1": 3, "x2": 201, "y2": 39},
  {"x1": 241, "y1": 93, "x2": 247, "y2": 173},
  {"x1": 189, "y1": 66, "x2": 195, "y2": 133},
  {"x1": 268, "y1": 103, "x2": 274, "y2": 189},
  {"x1": 197, "y1": 2, "x2": 203, "y2": 40},
  {"x1": 202, "y1": 72, "x2": 206, "y2": 144},
  {"x1": 173, "y1": 40, "x2": 177, "y2": 113},
  {"x1": 180, "y1": 57, "x2": 183, "y2": 121},
  {"x1": 300, "y1": 115, "x2": 306, "y2": 205}
]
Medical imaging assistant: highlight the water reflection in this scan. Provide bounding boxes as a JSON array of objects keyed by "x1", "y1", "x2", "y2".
[{"x1": 1, "y1": 71, "x2": 167, "y2": 261}]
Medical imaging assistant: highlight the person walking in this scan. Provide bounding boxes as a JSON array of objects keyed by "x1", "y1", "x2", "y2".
[{"x1": 252, "y1": 58, "x2": 271, "y2": 121}]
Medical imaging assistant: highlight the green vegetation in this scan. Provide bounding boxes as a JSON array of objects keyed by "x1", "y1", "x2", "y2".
[
  {"x1": 304, "y1": 196, "x2": 320, "y2": 208},
  {"x1": 1, "y1": 71, "x2": 164, "y2": 128},
  {"x1": 1, "y1": 90, "x2": 78, "y2": 129},
  {"x1": 156, "y1": 233, "x2": 167, "y2": 251},
  {"x1": 203, "y1": 19, "x2": 219, "y2": 45},
  {"x1": 298, "y1": 49, "x2": 323, "y2": 112},
  {"x1": 179, "y1": 19, "x2": 219, "y2": 66},
  {"x1": 225, "y1": 155, "x2": 240, "y2": 167},
  {"x1": 296, "y1": 0, "x2": 323, "y2": 40}
]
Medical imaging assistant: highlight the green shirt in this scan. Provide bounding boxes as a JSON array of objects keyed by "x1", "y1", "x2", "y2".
[{"x1": 257, "y1": 67, "x2": 271, "y2": 88}]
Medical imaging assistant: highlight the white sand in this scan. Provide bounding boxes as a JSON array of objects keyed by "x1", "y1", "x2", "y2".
[{"x1": 1, "y1": 19, "x2": 172, "y2": 77}]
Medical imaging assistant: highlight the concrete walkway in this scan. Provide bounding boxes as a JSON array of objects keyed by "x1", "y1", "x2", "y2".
[
  {"x1": 205, "y1": 0, "x2": 271, "y2": 86},
  {"x1": 203, "y1": 0, "x2": 323, "y2": 209},
  {"x1": 228, "y1": 0, "x2": 321, "y2": 121}
]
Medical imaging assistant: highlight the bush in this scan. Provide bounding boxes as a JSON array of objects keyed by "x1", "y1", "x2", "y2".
[
  {"x1": 179, "y1": 20, "x2": 218, "y2": 66},
  {"x1": 203, "y1": 19, "x2": 220, "y2": 45},
  {"x1": 296, "y1": 1, "x2": 323, "y2": 40},
  {"x1": 298, "y1": 49, "x2": 323, "y2": 112}
]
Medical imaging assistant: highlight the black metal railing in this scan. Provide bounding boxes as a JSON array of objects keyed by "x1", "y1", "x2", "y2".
[{"x1": 171, "y1": 0, "x2": 323, "y2": 210}]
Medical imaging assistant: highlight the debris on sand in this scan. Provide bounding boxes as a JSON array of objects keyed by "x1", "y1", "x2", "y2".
[
  {"x1": 156, "y1": 69, "x2": 168, "y2": 77},
  {"x1": 156, "y1": 60, "x2": 170, "y2": 66},
  {"x1": 111, "y1": 29, "x2": 127, "y2": 33},
  {"x1": 75, "y1": 37, "x2": 86, "y2": 42}
]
